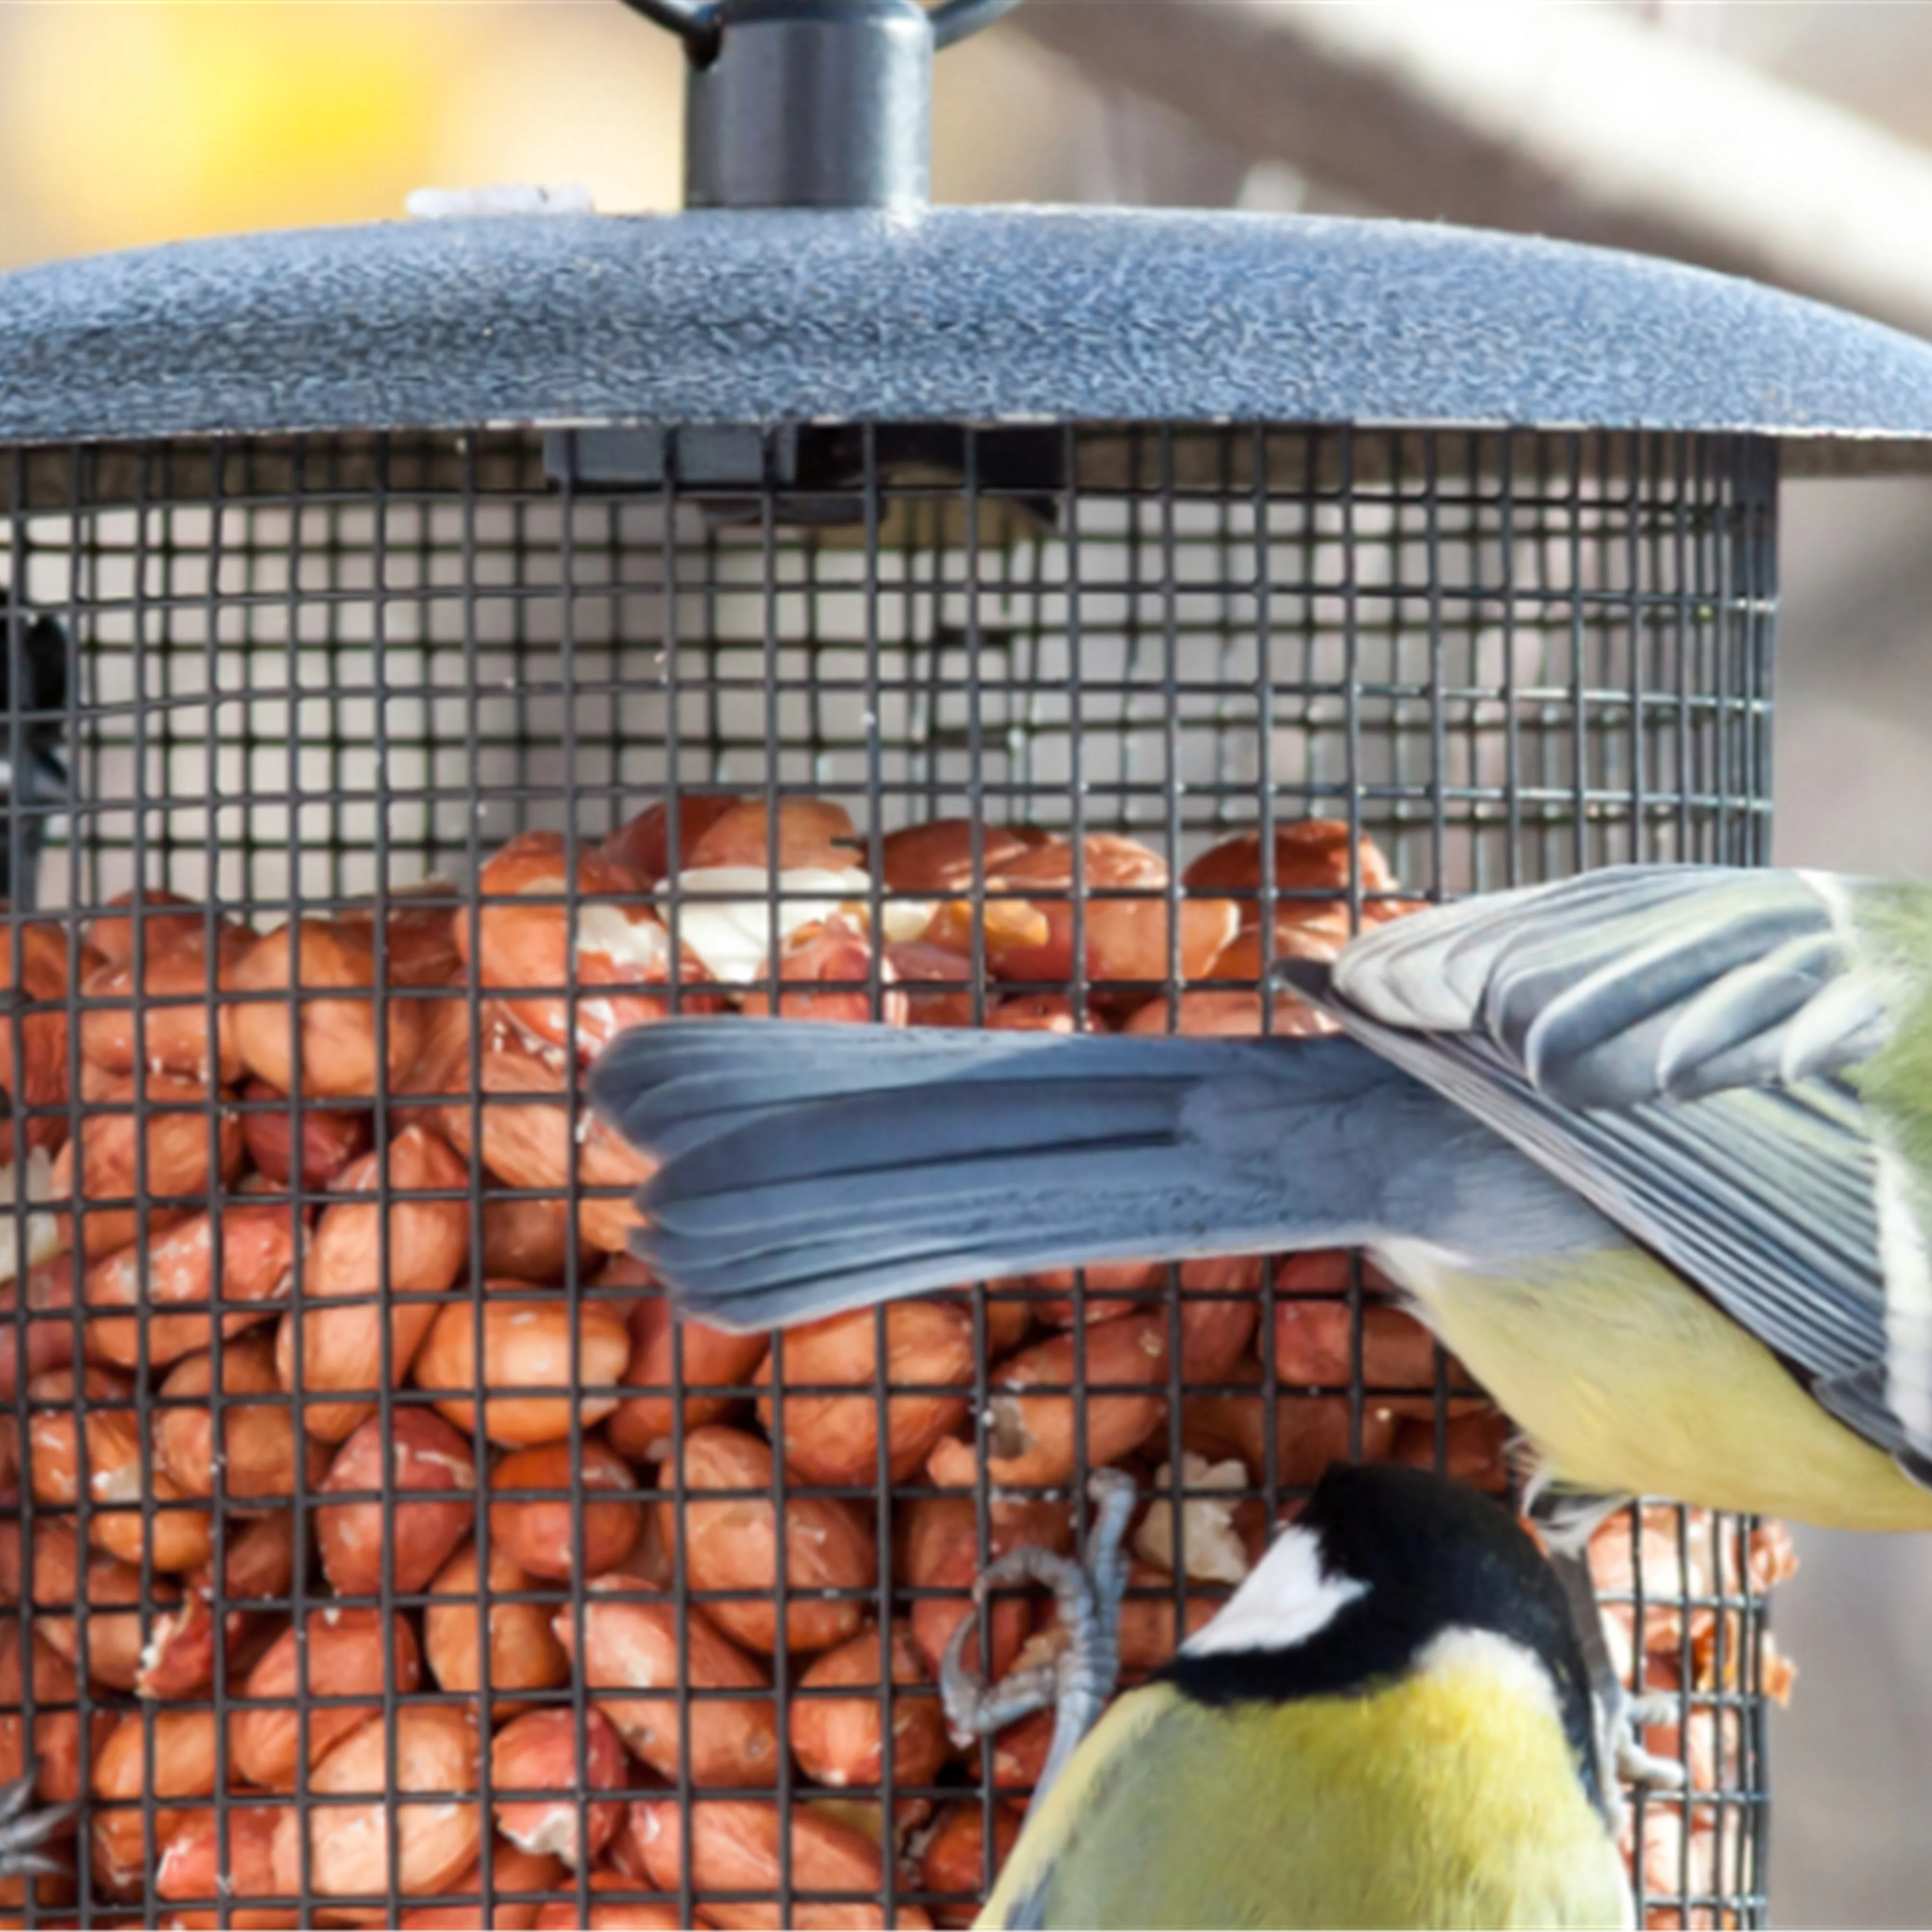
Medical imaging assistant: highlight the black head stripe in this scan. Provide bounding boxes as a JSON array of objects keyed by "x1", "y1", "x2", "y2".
[{"x1": 1156, "y1": 1463, "x2": 1605, "y2": 1815}]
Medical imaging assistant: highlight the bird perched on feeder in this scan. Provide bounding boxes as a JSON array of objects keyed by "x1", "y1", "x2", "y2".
[
  {"x1": 943, "y1": 1460, "x2": 1631, "y2": 1931},
  {"x1": 593, "y1": 862, "x2": 1932, "y2": 1535}
]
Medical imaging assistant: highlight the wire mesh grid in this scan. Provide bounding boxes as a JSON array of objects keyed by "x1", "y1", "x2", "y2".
[{"x1": 0, "y1": 421, "x2": 1777, "y2": 1928}]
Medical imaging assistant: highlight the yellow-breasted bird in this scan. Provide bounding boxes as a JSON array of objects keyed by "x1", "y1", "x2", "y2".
[
  {"x1": 961, "y1": 1460, "x2": 1632, "y2": 1930},
  {"x1": 592, "y1": 864, "x2": 1932, "y2": 1536}
]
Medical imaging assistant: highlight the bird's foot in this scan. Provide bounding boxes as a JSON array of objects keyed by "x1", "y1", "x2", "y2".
[
  {"x1": 938, "y1": 1469, "x2": 1137, "y2": 1806},
  {"x1": 0, "y1": 1765, "x2": 76, "y2": 1882},
  {"x1": 1602, "y1": 1681, "x2": 1690, "y2": 1794}
]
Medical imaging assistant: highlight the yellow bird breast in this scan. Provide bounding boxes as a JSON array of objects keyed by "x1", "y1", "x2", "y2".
[
  {"x1": 978, "y1": 1634, "x2": 1630, "y2": 1930},
  {"x1": 1386, "y1": 1241, "x2": 1932, "y2": 1531}
]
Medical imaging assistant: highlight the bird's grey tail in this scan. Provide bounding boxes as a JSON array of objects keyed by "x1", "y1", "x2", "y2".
[{"x1": 589, "y1": 1019, "x2": 1432, "y2": 1331}]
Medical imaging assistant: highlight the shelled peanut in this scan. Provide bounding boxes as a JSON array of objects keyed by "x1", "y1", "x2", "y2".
[{"x1": 0, "y1": 801, "x2": 1786, "y2": 1928}]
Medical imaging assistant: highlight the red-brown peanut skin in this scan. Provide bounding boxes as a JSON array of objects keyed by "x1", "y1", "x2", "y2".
[
  {"x1": 0, "y1": 919, "x2": 71, "y2": 1164},
  {"x1": 605, "y1": 1273, "x2": 769, "y2": 1463},
  {"x1": 0, "y1": 1621, "x2": 100, "y2": 1824},
  {"x1": 789, "y1": 1621, "x2": 948, "y2": 1794},
  {"x1": 423, "y1": 1539, "x2": 571, "y2": 1704},
  {"x1": 491, "y1": 1706, "x2": 627, "y2": 1868},
  {"x1": 1272, "y1": 1295, "x2": 1443, "y2": 1390},
  {"x1": 1179, "y1": 1358, "x2": 1400, "y2": 1488},
  {"x1": 230, "y1": 1607, "x2": 424, "y2": 1790},
  {"x1": 531, "y1": 1870, "x2": 692, "y2": 1931},
  {"x1": 78, "y1": 924, "x2": 253, "y2": 1086},
  {"x1": 738, "y1": 915, "x2": 908, "y2": 1027},
  {"x1": 396, "y1": 1840, "x2": 568, "y2": 1932},
  {"x1": 230, "y1": 917, "x2": 426, "y2": 1099},
  {"x1": 0, "y1": 1514, "x2": 178, "y2": 1690},
  {"x1": 481, "y1": 1194, "x2": 583, "y2": 1285},
  {"x1": 917, "y1": 1801, "x2": 1024, "y2": 1929},
  {"x1": 269, "y1": 1705, "x2": 483, "y2": 1900},
  {"x1": 276, "y1": 1125, "x2": 472, "y2": 1442},
  {"x1": 413, "y1": 1291, "x2": 632, "y2": 1447},
  {"x1": 606, "y1": 794, "x2": 743, "y2": 886},
  {"x1": 755, "y1": 1303, "x2": 972, "y2": 1485},
  {"x1": 76, "y1": 1194, "x2": 302, "y2": 1373},
  {"x1": 1179, "y1": 821, "x2": 1397, "y2": 925},
  {"x1": 488, "y1": 1438, "x2": 642, "y2": 1583},
  {"x1": 662, "y1": 1427, "x2": 876, "y2": 1655},
  {"x1": 980, "y1": 835, "x2": 1236, "y2": 991},
  {"x1": 899, "y1": 1492, "x2": 1072, "y2": 1685},
  {"x1": 240, "y1": 1080, "x2": 372, "y2": 1190},
  {"x1": 315, "y1": 1408, "x2": 477, "y2": 1597},
  {"x1": 154, "y1": 1801, "x2": 282, "y2": 1908},
  {"x1": 688, "y1": 797, "x2": 858, "y2": 873},
  {"x1": 556, "y1": 1581, "x2": 780, "y2": 1788},
  {"x1": 629, "y1": 1798, "x2": 931, "y2": 1932},
  {"x1": 90, "y1": 1707, "x2": 219, "y2": 1897},
  {"x1": 156, "y1": 1331, "x2": 331, "y2": 1504},
  {"x1": 51, "y1": 1071, "x2": 244, "y2": 1258}
]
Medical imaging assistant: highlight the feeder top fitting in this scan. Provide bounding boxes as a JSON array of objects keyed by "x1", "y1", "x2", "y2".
[{"x1": 626, "y1": 0, "x2": 1022, "y2": 210}]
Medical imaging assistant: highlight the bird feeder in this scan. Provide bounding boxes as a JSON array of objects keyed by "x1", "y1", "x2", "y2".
[{"x1": 2, "y1": 0, "x2": 1931, "y2": 1922}]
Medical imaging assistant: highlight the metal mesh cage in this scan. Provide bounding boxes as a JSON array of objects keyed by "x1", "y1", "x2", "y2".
[{"x1": 0, "y1": 421, "x2": 1777, "y2": 1928}]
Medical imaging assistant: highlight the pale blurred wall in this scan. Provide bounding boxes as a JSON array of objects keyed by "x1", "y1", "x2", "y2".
[{"x1": 5, "y1": 5, "x2": 1932, "y2": 1923}]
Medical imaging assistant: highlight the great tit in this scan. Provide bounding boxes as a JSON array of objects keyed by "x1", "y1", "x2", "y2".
[
  {"x1": 590, "y1": 862, "x2": 1932, "y2": 1537},
  {"x1": 956, "y1": 1459, "x2": 1631, "y2": 1931}
]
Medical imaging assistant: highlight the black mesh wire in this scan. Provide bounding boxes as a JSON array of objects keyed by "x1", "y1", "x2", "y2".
[{"x1": 0, "y1": 422, "x2": 1776, "y2": 1928}]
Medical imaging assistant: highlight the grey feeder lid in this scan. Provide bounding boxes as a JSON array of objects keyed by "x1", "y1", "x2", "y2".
[{"x1": 3, "y1": 205, "x2": 1932, "y2": 473}]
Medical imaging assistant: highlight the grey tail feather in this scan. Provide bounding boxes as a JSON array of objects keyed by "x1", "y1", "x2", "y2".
[{"x1": 589, "y1": 1017, "x2": 1426, "y2": 1331}]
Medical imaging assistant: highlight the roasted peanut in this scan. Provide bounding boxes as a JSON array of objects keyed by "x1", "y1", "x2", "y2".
[
  {"x1": 157, "y1": 1332, "x2": 330, "y2": 1503},
  {"x1": 531, "y1": 1869, "x2": 689, "y2": 1930},
  {"x1": 413, "y1": 1292, "x2": 631, "y2": 1446},
  {"x1": 1390, "y1": 1406, "x2": 1511, "y2": 1492},
  {"x1": 0, "y1": 919, "x2": 71, "y2": 1165},
  {"x1": 981, "y1": 836, "x2": 1236, "y2": 993},
  {"x1": 665, "y1": 1427, "x2": 875, "y2": 1655},
  {"x1": 1179, "y1": 1360, "x2": 1398, "y2": 1487},
  {"x1": 154, "y1": 1802, "x2": 282, "y2": 1907},
  {"x1": 422, "y1": 1540, "x2": 570, "y2": 1703},
  {"x1": 1029, "y1": 1255, "x2": 1262, "y2": 1334},
  {"x1": 1180, "y1": 822, "x2": 1396, "y2": 927},
  {"x1": 269, "y1": 1704, "x2": 482, "y2": 1900},
  {"x1": 79, "y1": 924, "x2": 252, "y2": 1086},
  {"x1": 75, "y1": 1194, "x2": 301, "y2": 1371},
  {"x1": 50, "y1": 1072, "x2": 243, "y2": 1258},
  {"x1": 276, "y1": 1125, "x2": 471, "y2": 1440},
  {"x1": 315, "y1": 1408, "x2": 477, "y2": 1596},
  {"x1": 899, "y1": 1492, "x2": 1071, "y2": 1684},
  {"x1": 739, "y1": 915, "x2": 908, "y2": 1027},
  {"x1": 439, "y1": 1037, "x2": 651, "y2": 1255},
  {"x1": 457, "y1": 832, "x2": 715, "y2": 1062},
  {"x1": 630, "y1": 1797, "x2": 925, "y2": 1932},
  {"x1": 1118, "y1": 982, "x2": 1336, "y2": 1039},
  {"x1": 91, "y1": 1708, "x2": 218, "y2": 1897},
  {"x1": 0, "y1": 1515, "x2": 178, "y2": 1690},
  {"x1": 606, "y1": 1280, "x2": 768, "y2": 1464},
  {"x1": 231, "y1": 1607, "x2": 423, "y2": 1790},
  {"x1": 397, "y1": 1840, "x2": 568, "y2": 1932},
  {"x1": 689, "y1": 797, "x2": 859, "y2": 874},
  {"x1": 231, "y1": 918, "x2": 426, "y2": 1098},
  {"x1": 482, "y1": 1194, "x2": 582, "y2": 1285},
  {"x1": 0, "y1": 1619, "x2": 99, "y2": 1822},
  {"x1": 488, "y1": 1438, "x2": 641, "y2": 1583},
  {"x1": 241, "y1": 1081, "x2": 372, "y2": 1190},
  {"x1": 338, "y1": 887, "x2": 465, "y2": 990},
  {"x1": 87, "y1": 891, "x2": 237, "y2": 966},
  {"x1": 790, "y1": 1621, "x2": 947, "y2": 1794},
  {"x1": 756, "y1": 1304, "x2": 971, "y2": 1486},
  {"x1": 25, "y1": 1365, "x2": 213, "y2": 1573},
  {"x1": 556, "y1": 1581, "x2": 779, "y2": 1788},
  {"x1": 917, "y1": 1801, "x2": 1023, "y2": 1929},
  {"x1": 1272, "y1": 1296, "x2": 1443, "y2": 1390},
  {"x1": 606, "y1": 794, "x2": 743, "y2": 886},
  {"x1": 492, "y1": 1706, "x2": 626, "y2": 1868}
]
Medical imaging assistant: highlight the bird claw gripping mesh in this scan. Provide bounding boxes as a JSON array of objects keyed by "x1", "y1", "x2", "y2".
[
  {"x1": 940, "y1": 1470, "x2": 1138, "y2": 1805},
  {"x1": 0, "y1": 1766, "x2": 77, "y2": 1884}
]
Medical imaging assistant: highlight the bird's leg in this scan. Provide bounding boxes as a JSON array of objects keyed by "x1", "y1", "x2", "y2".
[
  {"x1": 0, "y1": 1765, "x2": 76, "y2": 1883},
  {"x1": 938, "y1": 1470, "x2": 1137, "y2": 1807},
  {"x1": 1531, "y1": 1490, "x2": 1687, "y2": 1823}
]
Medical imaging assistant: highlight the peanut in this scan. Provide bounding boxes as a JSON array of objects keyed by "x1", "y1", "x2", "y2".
[
  {"x1": 665, "y1": 1427, "x2": 875, "y2": 1654},
  {"x1": 157, "y1": 1331, "x2": 330, "y2": 1502},
  {"x1": 491, "y1": 1706, "x2": 626, "y2": 1868},
  {"x1": 916, "y1": 1802, "x2": 1023, "y2": 1929},
  {"x1": 606, "y1": 1281, "x2": 768, "y2": 1464},
  {"x1": 315, "y1": 1408, "x2": 477, "y2": 1596},
  {"x1": 756, "y1": 1304, "x2": 971, "y2": 1486},
  {"x1": 79, "y1": 924, "x2": 252, "y2": 1085},
  {"x1": 790, "y1": 1621, "x2": 947, "y2": 1794},
  {"x1": 422, "y1": 1540, "x2": 570, "y2": 1704},
  {"x1": 555, "y1": 1581, "x2": 779, "y2": 1788},
  {"x1": 488, "y1": 1438, "x2": 641, "y2": 1583},
  {"x1": 241, "y1": 1081, "x2": 372, "y2": 1190},
  {"x1": 413, "y1": 1292, "x2": 632, "y2": 1447},
  {"x1": 90, "y1": 1708, "x2": 218, "y2": 1896},
  {"x1": 397, "y1": 1840, "x2": 567, "y2": 1932}
]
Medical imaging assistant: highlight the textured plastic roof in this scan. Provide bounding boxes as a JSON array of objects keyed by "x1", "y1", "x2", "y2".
[{"x1": 2, "y1": 205, "x2": 1931, "y2": 467}]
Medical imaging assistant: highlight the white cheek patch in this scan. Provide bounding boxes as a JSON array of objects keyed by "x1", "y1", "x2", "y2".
[{"x1": 1181, "y1": 1524, "x2": 1368, "y2": 1659}]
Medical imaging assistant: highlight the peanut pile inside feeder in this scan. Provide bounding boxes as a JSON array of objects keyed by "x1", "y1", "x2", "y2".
[{"x1": 0, "y1": 795, "x2": 1789, "y2": 1927}]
